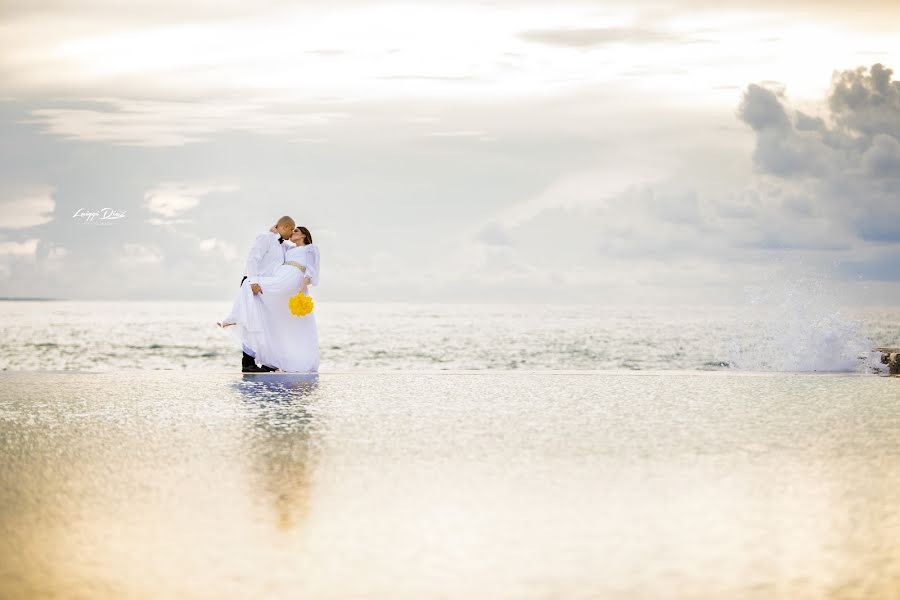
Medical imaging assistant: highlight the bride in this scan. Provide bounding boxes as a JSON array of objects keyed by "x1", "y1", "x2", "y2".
[{"x1": 219, "y1": 226, "x2": 320, "y2": 372}]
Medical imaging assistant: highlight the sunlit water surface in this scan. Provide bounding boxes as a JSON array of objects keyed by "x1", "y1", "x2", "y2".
[
  {"x1": 1, "y1": 301, "x2": 897, "y2": 372},
  {"x1": 1, "y1": 371, "x2": 899, "y2": 599}
]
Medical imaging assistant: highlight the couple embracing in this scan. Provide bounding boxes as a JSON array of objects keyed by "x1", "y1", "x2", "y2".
[{"x1": 219, "y1": 216, "x2": 320, "y2": 373}]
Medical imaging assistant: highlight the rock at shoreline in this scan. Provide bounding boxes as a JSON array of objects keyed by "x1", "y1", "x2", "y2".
[{"x1": 875, "y1": 348, "x2": 900, "y2": 375}]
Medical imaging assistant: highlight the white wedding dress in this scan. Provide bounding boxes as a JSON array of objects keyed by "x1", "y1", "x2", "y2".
[{"x1": 222, "y1": 243, "x2": 320, "y2": 372}]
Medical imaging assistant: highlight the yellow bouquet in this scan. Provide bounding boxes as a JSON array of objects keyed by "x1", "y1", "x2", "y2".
[{"x1": 288, "y1": 291, "x2": 314, "y2": 316}]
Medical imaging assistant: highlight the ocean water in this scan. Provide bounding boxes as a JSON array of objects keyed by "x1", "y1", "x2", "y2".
[
  {"x1": 2, "y1": 370, "x2": 899, "y2": 598},
  {"x1": 0, "y1": 300, "x2": 896, "y2": 372}
]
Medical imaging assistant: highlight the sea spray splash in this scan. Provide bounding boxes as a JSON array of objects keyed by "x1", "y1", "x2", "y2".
[{"x1": 728, "y1": 270, "x2": 876, "y2": 372}]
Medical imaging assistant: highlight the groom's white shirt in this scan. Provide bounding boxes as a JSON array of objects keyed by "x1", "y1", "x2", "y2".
[{"x1": 244, "y1": 231, "x2": 286, "y2": 285}]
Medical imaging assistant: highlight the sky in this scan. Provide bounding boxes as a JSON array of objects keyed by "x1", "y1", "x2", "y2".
[{"x1": 0, "y1": 0, "x2": 899, "y2": 303}]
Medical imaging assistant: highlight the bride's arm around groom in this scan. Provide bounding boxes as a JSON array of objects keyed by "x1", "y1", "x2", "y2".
[{"x1": 300, "y1": 244, "x2": 320, "y2": 294}]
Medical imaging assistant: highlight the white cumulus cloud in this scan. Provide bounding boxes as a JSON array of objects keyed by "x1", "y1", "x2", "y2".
[
  {"x1": 0, "y1": 239, "x2": 40, "y2": 257},
  {"x1": 0, "y1": 185, "x2": 56, "y2": 229},
  {"x1": 198, "y1": 237, "x2": 238, "y2": 261},
  {"x1": 144, "y1": 181, "x2": 238, "y2": 222},
  {"x1": 0, "y1": 238, "x2": 40, "y2": 280}
]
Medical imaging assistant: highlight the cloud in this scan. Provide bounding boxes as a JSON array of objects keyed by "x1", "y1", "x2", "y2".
[
  {"x1": 0, "y1": 0, "x2": 307, "y2": 22},
  {"x1": 0, "y1": 238, "x2": 39, "y2": 279},
  {"x1": 31, "y1": 241, "x2": 69, "y2": 274},
  {"x1": 862, "y1": 132, "x2": 900, "y2": 175},
  {"x1": 198, "y1": 237, "x2": 238, "y2": 261},
  {"x1": 378, "y1": 75, "x2": 479, "y2": 82},
  {"x1": 0, "y1": 239, "x2": 39, "y2": 257},
  {"x1": 0, "y1": 185, "x2": 55, "y2": 229},
  {"x1": 147, "y1": 218, "x2": 193, "y2": 226},
  {"x1": 45, "y1": 245, "x2": 68, "y2": 260},
  {"x1": 736, "y1": 85, "x2": 841, "y2": 177},
  {"x1": 425, "y1": 130, "x2": 491, "y2": 138},
  {"x1": 453, "y1": 63, "x2": 900, "y2": 300},
  {"x1": 3, "y1": 2, "x2": 900, "y2": 305},
  {"x1": 146, "y1": 192, "x2": 199, "y2": 219},
  {"x1": 0, "y1": 238, "x2": 69, "y2": 282},
  {"x1": 144, "y1": 181, "x2": 238, "y2": 222},
  {"x1": 828, "y1": 63, "x2": 900, "y2": 138},
  {"x1": 737, "y1": 84, "x2": 792, "y2": 132},
  {"x1": 21, "y1": 98, "x2": 347, "y2": 147},
  {"x1": 737, "y1": 63, "x2": 900, "y2": 242},
  {"x1": 119, "y1": 243, "x2": 164, "y2": 266},
  {"x1": 518, "y1": 27, "x2": 687, "y2": 48}
]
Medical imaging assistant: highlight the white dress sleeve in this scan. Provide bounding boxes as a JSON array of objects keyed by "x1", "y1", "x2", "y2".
[{"x1": 305, "y1": 245, "x2": 320, "y2": 286}]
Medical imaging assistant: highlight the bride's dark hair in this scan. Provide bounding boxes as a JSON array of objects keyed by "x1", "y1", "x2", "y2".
[{"x1": 296, "y1": 226, "x2": 313, "y2": 245}]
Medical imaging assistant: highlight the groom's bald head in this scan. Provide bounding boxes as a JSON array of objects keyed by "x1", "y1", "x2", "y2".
[{"x1": 275, "y1": 215, "x2": 295, "y2": 240}]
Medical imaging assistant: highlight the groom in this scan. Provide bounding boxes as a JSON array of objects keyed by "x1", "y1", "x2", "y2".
[{"x1": 239, "y1": 215, "x2": 295, "y2": 372}]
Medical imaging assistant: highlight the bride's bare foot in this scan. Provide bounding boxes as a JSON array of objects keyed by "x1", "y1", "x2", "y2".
[{"x1": 217, "y1": 321, "x2": 236, "y2": 328}]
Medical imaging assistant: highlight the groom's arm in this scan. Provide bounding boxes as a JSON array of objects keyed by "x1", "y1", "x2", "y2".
[{"x1": 244, "y1": 233, "x2": 272, "y2": 286}]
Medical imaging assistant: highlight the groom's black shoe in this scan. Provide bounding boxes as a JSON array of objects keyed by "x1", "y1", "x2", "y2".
[
  {"x1": 242, "y1": 351, "x2": 275, "y2": 372},
  {"x1": 243, "y1": 364, "x2": 278, "y2": 373},
  {"x1": 242, "y1": 354, "x2": 279, "y2": 372}
]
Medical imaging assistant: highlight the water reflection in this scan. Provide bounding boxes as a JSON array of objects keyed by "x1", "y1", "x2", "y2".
[
  {"x1": 3, "y1": 371, "x2": 900, "y2": 599},
  {"x1": 233, "y1": 374, "x2": 321, "y2": 532},
  {"x1": 234, "y1": 372, "x2": 321, "y2": 400}
]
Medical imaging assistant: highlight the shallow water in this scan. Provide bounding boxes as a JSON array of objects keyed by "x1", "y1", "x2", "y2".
[
  {"x1": 1, "y1": 301, "x2": 897, "y2": 372},
  {"x1": 1, "y1": 371, "x2": 899, "y2": 599}
]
